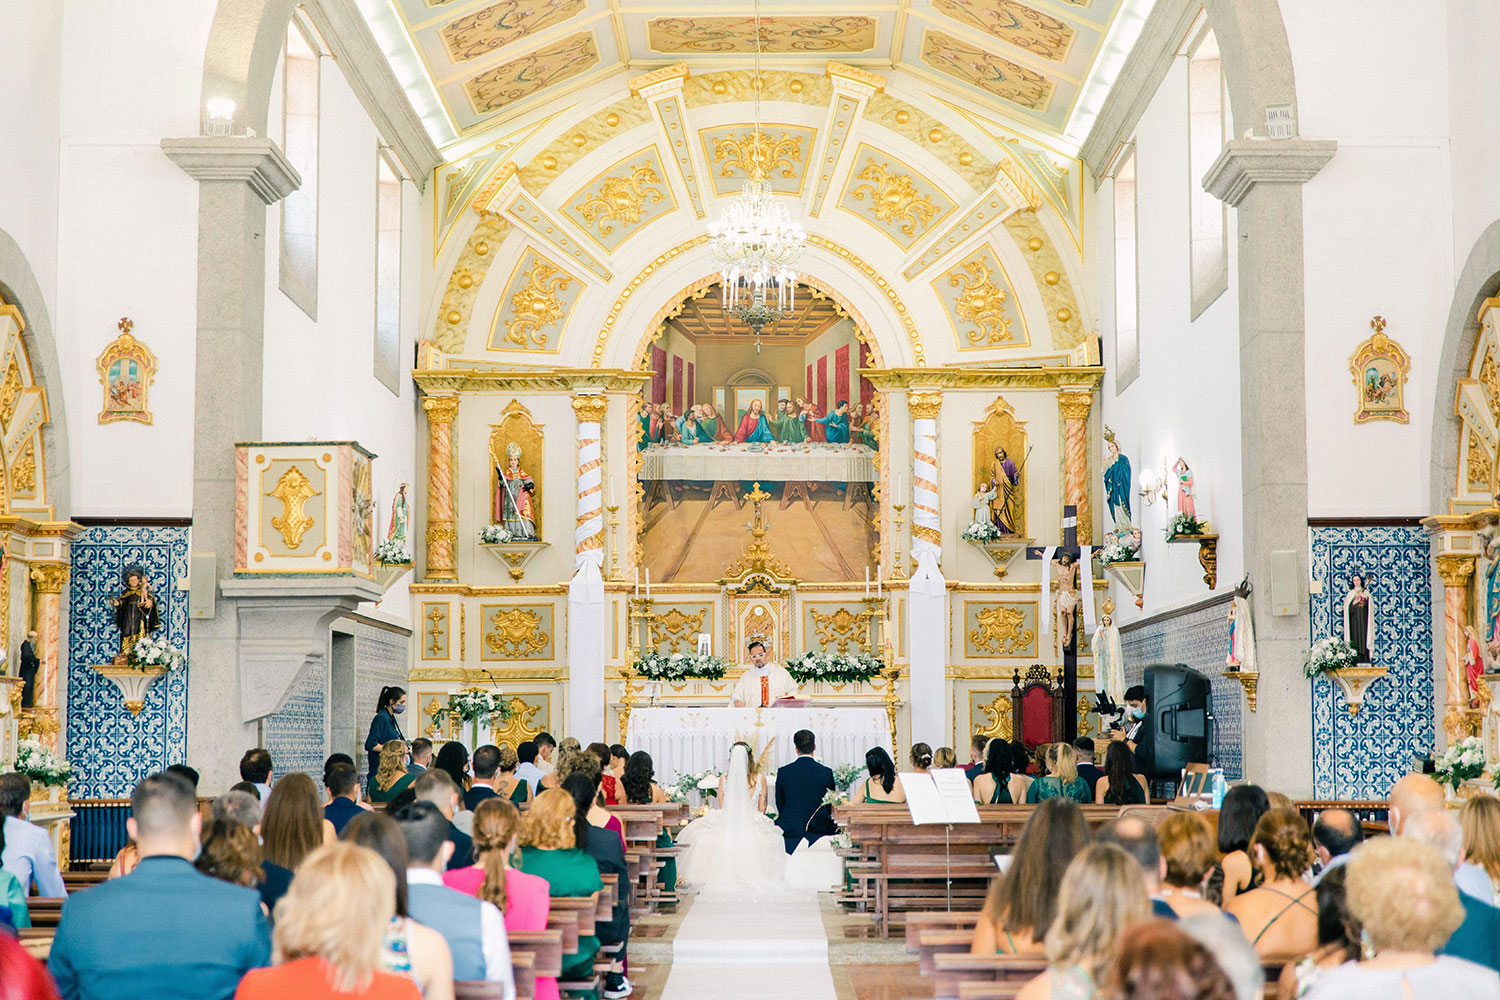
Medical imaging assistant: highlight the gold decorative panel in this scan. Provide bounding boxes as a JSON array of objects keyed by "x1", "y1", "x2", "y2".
[
  {"x1": 646, "y1": 603, "x2": 714, "y2": 654},
  {"x1": 646, "y1": 16, "x2": 877, "y2": 54},
  {"x1": 261, "y1": 461, "x2": 325, "y2": 554},
  {"x1": 422, "y1": 602, "x2": 451, "y2": 660},
  {"x1": 970, "y1": 690, "x2": 1014, "y2": 741},
  {"x1": 801, "y1": 602, "x2": 874, "y2": 655},
  {"x1": 480, "y1": 603, "x2": 556, "y2": 660},
  {"x1": 236, "y1": 442, "x2": 375, "y2": 577},
  {"x1": 962, "y1": 601, "x2": 1038, "y2": 658},
  {"x1": 933, "y1": 244, "x2": 1030, "y2": 350},
  {"x1": 697, "y1": 124, "x2": 815, "y2": 196},
  {"x1": 836, "y1": 144, "x2": 956, "y2": 250},
  {"x1": 438, "y1": 0, "x2": 585, "y2": 64},
  {"x1": 932, "y1": 0, "x2": 1078, "y2": 62},
  {"x1": 464, "y1": 31, "x2": 599, "y2": 115},
  {"x1": 1469, "y1": 431, "x2": 1493, "y2": 490},
  {"x1": 561, "y1": 148, "x2": 677, "y2": 254},
  {"x1": 920, "y1": 29, "x2": 1055, "y2": 112},
  {"x1": 487, "y1": 247, "x2": 585, "y2": 353}
]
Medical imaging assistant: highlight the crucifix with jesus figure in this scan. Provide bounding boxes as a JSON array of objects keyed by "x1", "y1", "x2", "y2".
[{"x1": 1025, "y1": 504, "x2": 1085, "y2": 743}]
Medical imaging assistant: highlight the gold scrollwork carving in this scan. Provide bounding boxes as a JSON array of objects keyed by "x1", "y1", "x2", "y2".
[
  {"x1": 485, "y1": 607, "x2": 551, "y2": 656},
  {"x1": 968, "y1": 605, "x2": 1035, "y2": 655},
  {"x1": 422, "y1": 396, "x2": 460, "y2": 423},
  {"x1": 975, "y1": 694, "x2": 1013, "y2": 741},
  {"x1": 505, "y1": 259, "x2": 572, "y2": 348},
  {"x1": 10, "y1": 440, "x2": 35, "y2": 495},
  {"x1": 850, "y1": 157, "x2": 938, "y2": 236},
  {"x1": 649, "y1": 607, "x2": 705, "y2": 653},
  {"x1": 574, "y1": 162, "x2": 664, "y2": 234},
  {"x1": 0, "y1": 360, "x2": 22, "y2": 428},
  {"x1": 1482, "y1": 350, "x2": 1500, "y2": 424},
  {"x1": 1470, "y1": 433, "x2": 1494, "y2": 489},
  {"x1": 908, "y1": 392, "x2": 943, "y2": 419},
  {"x1": 266, "y1": 466, "x2": 320, "y2": 549},
  {"x1": 810, "y1": 607, "x2": 869, "y2": 654},
  {"x1": 425, "y1": 605, "x2": 447, "y2": 658},
  {"x1": 949, "y1": 259, "x2": 1014, "y2": 345},
  {"x1": 713, "y1": 130, "x2": 803, "y2": 179},
  {"x1": 492, "y1": 696, "x2": 543, "y2": 747}
]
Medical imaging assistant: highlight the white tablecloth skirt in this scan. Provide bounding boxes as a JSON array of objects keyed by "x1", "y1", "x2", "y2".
[
  {"x1": 639, "y1": 443, "x2": 876, "y2": 482},
  {"x1": 625, "y1": 707, "x2": 889, "y2": 784}
]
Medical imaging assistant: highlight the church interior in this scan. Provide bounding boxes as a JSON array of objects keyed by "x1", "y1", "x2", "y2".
[{"x1": 8, "y1": 0, "x2": 1500, "y2": 997}]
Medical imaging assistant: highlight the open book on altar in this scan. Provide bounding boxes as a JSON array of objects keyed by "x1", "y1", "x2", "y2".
[{"x1": 900, "y1": 769, "x2": 981, "y2": 825}]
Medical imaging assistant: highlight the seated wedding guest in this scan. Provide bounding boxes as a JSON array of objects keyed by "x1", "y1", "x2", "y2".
[
  {"x1": 1157, "y1": 812, "x2": 1226, "y2": 919},
  {"x1": 557, "y1": 749, "x2": 624, "y2": 846},
  {"x1": 195, "y1": 819, "x2": 263, "y2": 890},
  {"x1": 1225, "y1": 808, "x2": 1318, "y2": 955},
  {"x1": 261, "y1": 772, "x2": 335, "y2": 914},
  {"x1": 464, "y1": 746, "x2": 503, "y2": 812},
  {"x1": 105, "y1": 840, "x2": 139, "y2": 880},
  {"x1": 517, "y1": 790, "x2": 603, "y2": 988},
  {"x1": 494, "y1": 745, "x2": 532, "y2": 806},
  {"x1": 564, "y1": 774, "x2": 631, "y2": 1000},
  {"x1": 860, "y1": 747, "x2": 907, "y2": 803},
  {"x1": 972, "y1": 799, "x2": 1091, "y2": 956},
  {"x1": 1208, "y1": 784, "x2": 1269, "y2": 904},
  {"x1": 0, "y1": 853, "x2": 26, "y2": 930},
  {"x1": 236, "y1": 842, "x2": 424, "y2": 1000},
  {"x1": 323, "y1": 753, "x2": 355, "y2": 793},
  {"x1": 1311, "y1": 808, "x2": 1362, "y2": 885},
  {"x1": 972, "y1": 738, "x2": 1026, "y2": 804},
  {"x1": 369, "y1": 741, "x2": 417, "y2": 804},
  {"x1": 1096, "y1": 816, "x2": 1176, "y2": 919},
  {"x1": 1014, "y1": 844, "x2": 1151, "y2": 1000},
  {"x1": 240, "y1": 749, "x2": 275, "y2": 812},
  {"x1": 909, "y1": 743, "x2": 934, "y2": 775},
  {"x1": 394, "y1": 802, "x2": 513, "y2": 997},
  {"x1": 965, "y1": 734, "x2": 989, "y2": 781},
  {"x1": 1094, "y1": 741, "x2": 1147, "y2": 806},
  {"x1": 325, "y1": 762, "x2": 365, "y2": 835},
  {"x1": 1177, "y1": 913, "x2": 1263, "y2": 1000},
  {"x1": 1274, "y1": 867, "x2": 1361, "y2": 1000},
  {"x1": 1389, "y1": 773, "x2": 1493, "y2": 903},
  {"x1": 165, "y1": 763, "x2": 200, "y2": 790},
  {"x1": 1073, "y1": 739, "x2": 1104, "y2": 797},
  {"x1": 0, "y1": 932, "x2": 59, "y2": 1000},
  {"x1": 933, "y1": 747, "x2": 958, "y2": 770},
  {"x1": 1098, "y1": 920, "x2": 1238, "y2": 1000},
  {"x1": 230, "y1": 780, "x2": 261, "y2": 802},
  {"x1": 408, "y1": 739, "x2": 434, "y2": 776},
  {"x1": 587, "y1": 743, "x2": 621, "y2": 805},
  {"x1": 1403, "y1": 808, "x2": 1500, "y2": 972},
  {"x1": 623, "y1": 751, "x2": 676, "y2": 892},
  {"x1": 0, "y1": 773, "x2": 65, "y2": 897},
  {"x1": 1266, "y1": 791, "x2": 1295, "y2": 810},
  {"x1": 1462, "y1": 796, "x2": 1500, "y2": 898},
  {"x1": 1026, "y1": 742, "x2": 1092, "y2": 804},
  {"x1": 49, "y1": 772, "x2": 271, "y2": 997},
  {"x1": 514, "y1": 741, "x2": 545, "y2": 794},
  {"x1": 340, "y1": 812, "x2": 453, "y2": 997},
  {"x1": 559, "y1": 737, "x2": 582, "y2": 754},
  {"x1": 411, "y1": 770, "x2": 474, "y2": 870},
  {"x1": 608, "y1": 745, "x2": 628, "y2": 783},
  {"x1": 433, "y1": 743, "x2": 472, "y2": 798},
  {"x1": 1305, "y1": 836, "x2": 1500, "y2": 998},
  {"x1": 534, "y1": 733, "x2": 558, "y2": 776}
]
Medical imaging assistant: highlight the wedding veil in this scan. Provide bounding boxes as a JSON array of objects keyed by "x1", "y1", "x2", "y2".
[{"x1": 723, "y1": 743, "x2": 753, "y2": 819}]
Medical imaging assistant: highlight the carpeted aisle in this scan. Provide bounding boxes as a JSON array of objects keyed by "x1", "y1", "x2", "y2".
[{"x1": 658, "y1": 889, "x2": 837, "y2": 1000}]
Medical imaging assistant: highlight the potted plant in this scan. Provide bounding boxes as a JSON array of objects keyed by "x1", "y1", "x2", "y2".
[{"x1": 479, "y1": 524, "x2": 513, "y2": 544}]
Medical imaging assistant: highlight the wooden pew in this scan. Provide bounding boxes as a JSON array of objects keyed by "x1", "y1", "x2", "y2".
[
  {"x1": 19, "y1": 928, "x2": 53, "y2": 961},
  {"x1": 905, "y1": 912, "x2": 980, "y2": 953},
  {"x1": 25, "y1": 898, "x2": 64, "y2": 929},
  {"x1": 508, "y1": 929, "x2": 564, "y2": 980},
  {"x1": 931, "y1": 953, "x2": 1049, "y2": 999}
]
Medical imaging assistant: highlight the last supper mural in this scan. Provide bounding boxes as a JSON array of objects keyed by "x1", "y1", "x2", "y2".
[{"x1": 635, "y1": 284, "x2": 880, "y2": 582}]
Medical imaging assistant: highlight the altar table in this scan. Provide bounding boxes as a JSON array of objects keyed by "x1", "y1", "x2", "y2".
[
  {"x1": 638, "y1": 442, "x2": 876, "y2": 482},
  {"x1": 625, "y1": 706, "x2": 889, "y2": 783}
]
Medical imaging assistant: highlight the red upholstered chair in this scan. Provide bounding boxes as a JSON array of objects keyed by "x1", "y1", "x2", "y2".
[{"x1": 1009, "y1": 665, "x2": 1065, "y2": 752}]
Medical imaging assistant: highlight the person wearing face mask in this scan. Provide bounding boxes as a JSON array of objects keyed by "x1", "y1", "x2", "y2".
[
  {"x1": 366, "y1": 686, "x2": 408, "y2": 778},
  {"x1": 1110, "y1": 684, "x2": 1155, "y2": 784}
]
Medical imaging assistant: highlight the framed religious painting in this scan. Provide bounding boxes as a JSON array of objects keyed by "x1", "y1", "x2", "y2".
[
  {"x1": 1349, "y1": 315, "x2": 1411, "y2": 424},
  {"x1": 96, "y1": 317, "x2": 157, "y2": 424}
]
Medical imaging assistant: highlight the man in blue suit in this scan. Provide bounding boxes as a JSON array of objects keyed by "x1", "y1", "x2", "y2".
[
  {"x1": 49, "y1": 771, "x2": 271, "y2": 999},
  {"x1": 774, "y1": 730, "x2": 838, "y2": 855}
]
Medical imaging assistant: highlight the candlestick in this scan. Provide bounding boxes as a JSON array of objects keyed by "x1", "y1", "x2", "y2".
[
  {"x1": 890, "y1": 503, "x2": 908, "y2": 581},
  {"x1": 605, "y1": 503, "x2": 622, "y2": 581},
  {"x1": 897, "y1": 473, "x2": 905, "y2": 505},
  {"x1": 608, "y1": 475, "x2": 616, "y2": 508},
  {"x1": 645, "y1": 568, "x2": 651, "y2": 598}
]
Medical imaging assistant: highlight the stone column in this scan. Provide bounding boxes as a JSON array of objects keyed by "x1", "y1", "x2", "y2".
[
  {"x1": 1436, "y1": 554, "x2": 1479, "y2": 741},
  {"x1": 1058, "y1": 392, "x2": 1093, "y2": 544},
  {"x1": 569, "y1": 394, "x2": 608, "y2": 740},
  {"x1": 28, "y1": 564, "x2": 68, "y2": 746},
  {"x1": 907, "y1": 392, "x2": 946, "y2": 746},
  {"x1": 422, "y1": 395, "x2": 460, "y2": 580}
]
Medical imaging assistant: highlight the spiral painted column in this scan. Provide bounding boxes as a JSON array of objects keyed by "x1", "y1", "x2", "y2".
[
  {"x1": 1436, "y1": 553, "x2": 1478, "y2": 742},
  {"x1": 570, "y1": 394, "x2": 609, "y2": 741},
  {"x1": 909, "y1": 393, "x2": 943, "y2": 560},
  {"x1": 1058, "y1": 392, "x2": 1093, "y2": 545},
  {"x1": 572, "y1": 395, "x2": 607, "y2": 565},
  {"x1": 29, "y1": 563, "x2": 68, "y2": 748},
  {"x1": 422, "y1": 396, "x2": 460, "y2": 580},
  {"x1": 907, "y1": 392, "x2": 945, "y2": 747}
]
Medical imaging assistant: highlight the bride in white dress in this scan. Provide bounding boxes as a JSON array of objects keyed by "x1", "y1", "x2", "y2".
[{"x1": 675, "y1": 742, "x2": 787, "y2": 893}]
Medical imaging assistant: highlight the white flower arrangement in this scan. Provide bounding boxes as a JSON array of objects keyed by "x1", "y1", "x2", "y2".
[
  {"x1": 828, "y1": 832, "x2": 853, "y2": 851},
  {"x1": 634, "y1": 650, "x2": 728, "y2": 681},
  {"x1": 1302, "y1": 637, "x2": 1359, "y2": 679},
  {"x1": 961, "y1": 520, "x2": 1002, "y2": 542},
  {"x1": 15, "y1": 739, "x2": 70, "y2": 788},
  {"x1": 479, "y1": 524, "x2": 513, "y2": 544},
  {"x1": 820, "y1": 787, "x2": 850, "y2": 809},
  {"x1": 1166, "y1": 513, "x2": 1209, "y2": 539},
  {"x1": 1438, "y1": 735, "x2": 1487, "y2": 790},
  {"x1": 432, "y1": 689, "x2": 512, "y2": 727},
  {"x1": 832, "y1": 763, "x2": 864, "y2": 790},
  {"x1": 129, "y1": 634, "x2": 186, "y2": 672},
  {"x1": 1100, "y1": 539, "x2": 1141, "y2": 565},
  {"x1": 667, "y1": 768, "x2": 722, "y2": 802},
  {"x1": 374, "y1": 538, "x2": 412, "y2": 565},
  {"x1": 785, "y1": 651, "x2": 884, "y2": 686}
]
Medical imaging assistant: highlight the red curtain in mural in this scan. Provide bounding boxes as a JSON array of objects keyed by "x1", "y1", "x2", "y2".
[
  {"x1": 859, "y1": 342, "x2": 874, "y2": 413},
  {"x1": 806, "y1": 364, "x2": 814, "y2": 402},
  {"x1": 834, "y1": 345, "x2": 850, "y2": 408},
  {"x1": 687, "y1": 362, "x2": 695, "y2": 412},
  {"x1": 672, "y1": 355, "x2": 683, "y2": 414},
  {"x1": 816, "y1": 356, "x2": 828, "y2": 413},
  {"x1": 651, "y1": 346, "x2": 666, "y2": 405}
]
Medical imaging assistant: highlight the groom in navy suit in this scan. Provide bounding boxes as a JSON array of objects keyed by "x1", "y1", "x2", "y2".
[{"x1": 774, "y1": 729, "x2": 839, "y2": 854}]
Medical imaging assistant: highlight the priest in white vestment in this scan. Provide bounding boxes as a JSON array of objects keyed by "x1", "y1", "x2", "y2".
[{"x1": 729, "y1": 640, "x2": 800, "y2": 708}]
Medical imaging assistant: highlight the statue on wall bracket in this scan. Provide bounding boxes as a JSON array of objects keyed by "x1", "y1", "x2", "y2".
[
  {"x1": 490, "y1": 399, "x2": 544, "y2": 541},
  {"x1": 1349, "y1": 315, "x2": 1411, "y2": 424},
  {"x1": 108, "y1": 564, "x2": 160, "y2": 664},
  {"x1": 495, "y1": 442, "x2": 538, "y2": 541}
]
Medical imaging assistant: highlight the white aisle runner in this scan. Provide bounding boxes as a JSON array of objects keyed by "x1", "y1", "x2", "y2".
[{"x1": 659, "y1": 889, "x2": 838, "y2": 1000}]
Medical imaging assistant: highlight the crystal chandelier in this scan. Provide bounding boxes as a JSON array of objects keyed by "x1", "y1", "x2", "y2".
[{"x1": 707, "y1": 0, "x2": 805, "y2": 348}]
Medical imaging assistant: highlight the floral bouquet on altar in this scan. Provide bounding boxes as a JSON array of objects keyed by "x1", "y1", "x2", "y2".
[
  {"x1": 634, "y1": 650, "x2": 727, "y2": 681},
  {"x1": 432, "y1": 689, "x2": 512, "y2": 727},
  {"x1": 1166, "y1": 513, "x2": 1209, "y2": 539},
  {"x1": 374, "y1": 538, "x2": 412, "y2": 565},
  {"x1": 129, "y1": 634, "x2": 186, "y2": 673},
  {"x1": 1302, "y1": 638, "x2": 1359, "y2": 679},
  {"x1": 479, "y1": 524, "x2": 513, "y2": 544},
  {"x1": 1100, "y1": 538, "x2": 1141, "y2": 565},
  {"x1": 786, "y1": 651, "x2": 884, "y2": 686},
  {"x1": 961, "y1": 520, "x2": 1002, "y2": 543},
  {"x1": 15, "y1": 739, "x2": 70, "y2": 788},
  {"x1": 1437, "y1": 736, "x2": 1487, "y2": 790}
]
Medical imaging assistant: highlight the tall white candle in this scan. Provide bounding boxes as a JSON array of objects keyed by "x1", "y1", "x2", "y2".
[
  {"x1": 635, "y1": 567, "x2": 640, "y2": 597},
  {"x1": 608, "y1": 475, "x2": 616, "y2": 507},
  {"x1": 897, "y1": 474, "x2": 905, "y2": 504},
  {"x1": 877, "y1": 569, "x2": 883, "y2": 599},
  {"x1": 645, "y1": 568, "x2": 651, "y2": 598},
  {"x1": 865, "y1": 566, "x2": 871, "y2": 597}
]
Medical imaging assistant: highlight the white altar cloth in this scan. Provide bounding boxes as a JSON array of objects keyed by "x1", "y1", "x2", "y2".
[
  {"x1": 638, "y1": 442, "x2": 876, "y2": 482},
  {"x1": 626, "y1": 707, "x2": 888, "y2": 783}
]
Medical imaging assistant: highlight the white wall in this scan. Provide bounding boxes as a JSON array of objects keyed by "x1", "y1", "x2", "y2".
[{"x1": 0, "y1": 3, "x2": 63, "y2": 311}]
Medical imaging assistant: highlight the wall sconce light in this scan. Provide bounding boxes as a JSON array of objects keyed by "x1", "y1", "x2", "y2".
[{"x1": 206, "y1": 98, "x2": 236, "y2": 138}]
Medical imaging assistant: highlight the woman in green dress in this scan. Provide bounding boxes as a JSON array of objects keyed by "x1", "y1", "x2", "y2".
[
  {"x1": 971, "y1": 738, "x2": 1019, "y2": 805},
  {"x1": 860, "y1": 747, "x2": 907, "y2": 803},
  {"x1": 366, "y1": 740, "x2": 417, "y2": 804},
  {"x1": 495, "y1": 744, "x2": 532, "y2": 805},
  {"x1": 1025, "y1": 742, "x2": 1092, "y2": 804},
  {"x1": 1094, "y1": 740, "x2": 1148, "y2": 806},
  {"x1": 517, "y1": 788, "x2": 604, "y2": 983},
  {"x1": 622, "y1": 750, "x2": 676, "y2": 893}
]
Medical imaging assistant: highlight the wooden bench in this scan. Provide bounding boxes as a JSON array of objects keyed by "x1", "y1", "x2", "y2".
[
  {"x1": 25, "y1": 898, "x2": 64, "y2": 929},
  {"x1": 19, "y1": 928, "x2": 53, "y2": 961}
]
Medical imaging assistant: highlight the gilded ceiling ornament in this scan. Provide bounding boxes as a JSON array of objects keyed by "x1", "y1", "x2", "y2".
[
  {"x1": 968, "y1": 604, "x2": 1035, "y2": 655},
  {"x1": 849, "y1": 157, "x2": 941, "y2": 239},
  {"x1": 646, "y1": 16, "x2": 876, "y2": 54},
  {"x1": 921, "y1": 30, "x2": 1054, "y2": 111},
  {"x1": 949, "y1": 259, "x2": 1015, "y2": 344},
  {"x1": 810, "y1": 607, "x2": 869, "y2": 655},
  {"x1": 931, "y1": 0, "x2": 1076, "y2": 63},
  {"x1": 1349, "y1": 315, "x2": 1411, "y2": 425},
  {"x1": 505, "y1": 259, "x2": 573, "y2": 348},
  {"x1": 439, "y1": 0, "x2": 586, "y2": 64},
  {"x1": 712, "y1": 130, "x2": 803, "y2": 179},
  {"x1": 649, "y1": 607, "x2": 706, "y2": 653},
  {"x1": 573, "y1": 162, "x2": 665, "y2": 234},
  {"x1": 266, "y1": 466, "x2": 320, "y2": 549},
  {"x1": 1467, "y1": 433, "x2": 1493, "y2": 490},
  {"x1": 485, "y1": 607, "x2": 551, "y2": 656}
]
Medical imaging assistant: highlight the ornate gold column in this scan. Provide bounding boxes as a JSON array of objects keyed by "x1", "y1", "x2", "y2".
[
  {"x1": 1436, "y1": 553, "x2": 1480, "y2": 740},
  {"x1": 1058, "y1": 392, "x2": 1093, "y2": 544},
  {"x1": 28, "y1": 563, "x2": 68, "y2": 727},
  {"x1": 422, "y1": 396, "x2": 460, "y2": 580}
]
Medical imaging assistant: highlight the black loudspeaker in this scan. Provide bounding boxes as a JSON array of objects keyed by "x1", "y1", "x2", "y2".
[{"x1": 1144, "y1": 664, "x2": 1211, "y2": 781}]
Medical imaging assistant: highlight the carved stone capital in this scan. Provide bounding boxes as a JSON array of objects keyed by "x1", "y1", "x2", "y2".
[
  {"x1": 572, "y1": 394, "x2": 609, "y2": 423},
  {"x1": 29, "y1": 564, "x2": 69, "y2": 595},
  {"x1": 908, "y1": 392, "x2": 943, "y2": 419},
  {"x1": 422, "y1": 395, "x2": 460, "y2": 424},
  {"x1": 160, "y1": 137, "x2": 301, "y2": 205},
  {"x1": 825, "y1": 61, "x2": 886, "y2": 97},
  {"x1": 1057, "y1": 392, "x2": 1093, "y2": 421},
  {"x1": 1436, "y1": 553, "x2": 1478, "y2": 588},
  {"x1": 628, "y1": 63, "x2": 689, "y2": 98},
  {"x1": 1202, "y1": 139, "x2": 1338, "y2": 208}
]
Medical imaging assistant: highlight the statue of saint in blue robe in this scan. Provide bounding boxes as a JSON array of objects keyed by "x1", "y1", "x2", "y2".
[{"x1": 1104, "y1": 441, "x2": 1132, "y2": 532}]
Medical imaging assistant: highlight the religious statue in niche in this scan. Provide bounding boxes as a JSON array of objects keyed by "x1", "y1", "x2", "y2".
[
  {"x1": 1483, "y1": 526, "x2": 1500, "y2": 660},
  {"x1": 1343, "y1": 574, "x2": 1374, "y2": 664},
  {"x1": 1172, "y1": 458, "x2": 1196, "y2": 518},
  {"x1": 108, "y1": 564, "x2": 160, "y2": 664},
  {"x1": 1054, "y1": 552, "x2": 1080, "y2": 652},
  {"x1": 987, "y1": 447, "x2": 1024, "y2": 535},
  {"x1": 1464, "y1": 625, "x2": 1493, "y2": 711},
  {"x1": 1103, "y1": 426, "x2": 1134, "y2": 542},
  {"x1": 95, "y1": 317, "x2": 157, "y2": 425},
  {"x1": 494, "y1": 442, "x2": 538, "y2": 540},
  {"x1": 1349, "y1": 315, "x2": 1411, "y2": 424},
  {"x1": 1226, "y1": 594, "x2": 1256, "y2": 671}
]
